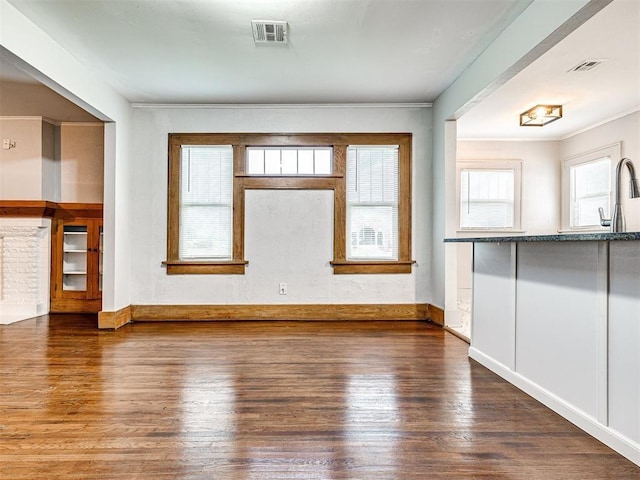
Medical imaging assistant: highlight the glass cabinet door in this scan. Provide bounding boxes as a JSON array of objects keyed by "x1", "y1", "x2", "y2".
[{"x1": 50, "y1": 209, "x2": 103, "y2": 313}]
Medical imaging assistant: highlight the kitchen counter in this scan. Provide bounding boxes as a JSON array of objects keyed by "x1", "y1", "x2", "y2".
[
  {"x1": 444, "y1": 231, "x2": 640, "y2": 242},
  {"x1": 454, "y1": 236, "x2": 640, "y2": 465}
]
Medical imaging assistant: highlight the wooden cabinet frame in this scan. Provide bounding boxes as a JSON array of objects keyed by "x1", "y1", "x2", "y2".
[{"x1": 50, "y1": 204, "x2": 103, "y2": 313}]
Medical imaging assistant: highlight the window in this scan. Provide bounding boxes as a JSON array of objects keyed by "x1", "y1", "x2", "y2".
[
  {"x1": 246, "y1": 147, "x2": 332, "y2": 175},
  {"x1": 569, "y1": 158, "x2": 610, "y2": 228},
  {"x1": 166, "y1": 133, "x2": 413, "y2": 275},
  {"x1": 179, "y1": 146, "x2": 233, "y2": 260},
  {"x1": 457, "y1": 160, "x2": 522, "y2": 231},
  {"x1": 347, "y1": 146, "x2": 399, "y2": 260},
  {"x1": 562, "y1": 143, "x2": 619, "y2": 230}
]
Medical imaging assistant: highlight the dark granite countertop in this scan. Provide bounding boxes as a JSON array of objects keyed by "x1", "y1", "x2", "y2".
[{"x1": 444, "y1": 231, "x2": 640, "y2": 243}]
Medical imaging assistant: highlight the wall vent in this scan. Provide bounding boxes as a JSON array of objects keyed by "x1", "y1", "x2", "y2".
[
  {"x1": 568, "y1": 59, "x2": 607, "y2": 72},
  {"x1": 252, "y1": 20, "x2": 288, "y2": 44}
]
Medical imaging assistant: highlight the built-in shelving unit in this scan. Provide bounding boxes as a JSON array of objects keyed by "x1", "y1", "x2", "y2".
[
  {"x1": 50, "y1": 203, "x2": 103, "y2": 313},
  {"x1": 63, "y1": 227, "x2": 88, "y2": 291}
]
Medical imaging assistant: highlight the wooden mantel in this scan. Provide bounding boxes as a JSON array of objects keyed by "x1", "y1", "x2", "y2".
[
  {"x1": 0, "y1": 200, "x2": 58, "y2": 218},
  {"x1": 0, "y1": 201, "x2": 102, "y2": 219}
]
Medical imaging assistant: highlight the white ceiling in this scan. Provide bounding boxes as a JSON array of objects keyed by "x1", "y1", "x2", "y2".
[
  {"x1": 4, "y1": 0, "x2": 531, "y2": 104},
  {"x1": 1, "y1": 0, "x2": 637, "y2": 140},
  {"x1": 0, "y1": 59, "x2": 100, "y2": 121},
  {"x1": 457, "y1": 0, "x2": 640, "y2": 140},
  {"x1": 0, "y1": 58, "x2": 38, "y2": 84}
]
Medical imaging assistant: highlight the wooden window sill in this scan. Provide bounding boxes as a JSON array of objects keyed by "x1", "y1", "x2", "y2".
[
  {"x1": 163, "y1": 260, "x2": 248, "y2": 275},
  {"x1": 330, "y1": 260, "x2": 415, "y2": 274}
]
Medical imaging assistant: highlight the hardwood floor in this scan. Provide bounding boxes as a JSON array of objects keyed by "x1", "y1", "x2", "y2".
[{"x1": 0, "y1": 315, "x2": 638, "y2": 479}]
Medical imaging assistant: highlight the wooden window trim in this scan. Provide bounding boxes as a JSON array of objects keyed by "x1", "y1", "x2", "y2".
[
  {"x1": 163, "y1": 260, "x2": 249, "y2": 275},
  {"x1": 167, "y1": 133, "x2": 413, "y2": 275},
  {"x1": 329, "y1": 261, "x2": 415, "y2": 274},
  {"x1": 334, "y1": 134, "x2": 412, "y2": 274},
  {"x1": 166, "y1": 135, "x2": 245, "y2": 274}
]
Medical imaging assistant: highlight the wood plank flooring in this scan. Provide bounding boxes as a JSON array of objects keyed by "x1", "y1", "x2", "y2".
[{"x1": 0, "y1": 315, "x2": 638, "y2": 479}]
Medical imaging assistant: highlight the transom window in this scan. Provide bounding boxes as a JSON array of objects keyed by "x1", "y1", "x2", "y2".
[
  {"x1": 165, "y1": 133, "x2": 413, "y2": 275},
  {"x1": 246, "y1": 147, "x2": 332, "y2": 175}
]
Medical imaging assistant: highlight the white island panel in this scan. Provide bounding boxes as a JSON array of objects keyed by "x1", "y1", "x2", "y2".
[
  {"x1": 472, "y1": 242, "x2": 516, "y2": 370},
  {"x1": 516, "y1": 242, "x2": 600, "y2": 419},
  {"x1": 449, "y1": 233, "x2": 640, "y2": 464},
  {"x1": 609, "y1": 242, "x2": 640, "y2": 445}
]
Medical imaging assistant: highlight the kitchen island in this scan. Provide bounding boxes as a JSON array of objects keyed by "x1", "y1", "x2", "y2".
[{"x1": 445, "y1": 232, "x2": 640, "y2": 465}]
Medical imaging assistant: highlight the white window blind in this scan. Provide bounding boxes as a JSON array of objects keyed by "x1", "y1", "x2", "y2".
[
  {"x1": 569, "y1": 156, "x2": 611, "y2": 228},
  {"x1": 460, "y1": 169, "x2": 515, "y2": 229},
  {"x1": 246, "y1": 147, "x2": 332, "y2": 175},
  {"x1": 347, "y1": 146, "x2": 399, "y2": 260},
  {"x1": 180, "y1": 145, "x2": 233, "y2": 260}
]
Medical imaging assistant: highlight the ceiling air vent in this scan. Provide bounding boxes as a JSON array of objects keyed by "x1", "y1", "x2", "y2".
[
  {"x1": 252, "y1": 20, "x2": 288, "y2": 44},
  {"x1": 568, "y1": 59, "x2": 607, "y2": 72}
]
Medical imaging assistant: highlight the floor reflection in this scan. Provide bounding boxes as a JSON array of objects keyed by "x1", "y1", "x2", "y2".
[
  {"x1": 346, "y1": 373, "x2": 399, "y2": 477},
  {"x1": 1, "y1": 317, "x2": 636, "y2": 479},
  {"x1": 182, "y1": 370, "x2": 236, "y2": 440}
]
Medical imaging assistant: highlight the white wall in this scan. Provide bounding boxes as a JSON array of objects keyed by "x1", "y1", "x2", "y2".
[
  {"x1": 130, "y1": 105, "x2": 431, "y2": 306},
  {"x1": 60, "y1": 123, "x2": 104, "y2": 203},
  {"x1": 0, "y1": 117, "x2": 44, "y2": 199},
  {"x1": 455, "y1": 242, "x2": 473, "y2": 292},
  {"x1": 1, "y1": 0, "x2": 134, "y2": 313},
  {"x1": 0, "y1": 81, "x2": 100, "y2": 122},
  {"x1": 561, "y1": 111, "x2": 640, "y2": 231},
  {"x1": 452, "y1": 140, "x2": 562, "y2": 310},
  {"x1": 0, "y1": 118, "x2": 104, "y2": 204},
  {"x1": 41, "y1": 120, "x2": 59, "y2": 202},
  {"x1": 432, "y1": 0, "x2": 602, "y2": 310},
  {"x1": 457, "y1": 140, "x2": 561, "y2": 234}
]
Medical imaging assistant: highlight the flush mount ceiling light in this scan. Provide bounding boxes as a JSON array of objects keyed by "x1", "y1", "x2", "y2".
[
  {"x1": 519, "y1": 104, "x2": 563, "y2": 127},
  {"x1": 252, "y1": 20, "x2": 288, "y2": 44}
]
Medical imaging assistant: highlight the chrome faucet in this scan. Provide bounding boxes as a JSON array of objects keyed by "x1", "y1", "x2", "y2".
[{"x1": 599, "y1": 157, "x2": 640, "y2": 232}]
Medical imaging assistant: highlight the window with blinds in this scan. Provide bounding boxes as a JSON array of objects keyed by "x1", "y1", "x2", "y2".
[
  {"x1": 346, "y1": 146, "x2": 399, "y2": 260},
  {"x1": 179, "y1": 145, "x2": 233, "y2": 259},
  {"x1": 167, "y1": 132, "x2": 412, "y2": 275},
  {"x1": 460, "y1": 169, "x2": 515, "y2": 229},
  {"x1": 569, "y1": 156, "x2": 611, "y2": 228},
  {"x1": 562, "y1": 143, "x2": 618, "y2": 231}
]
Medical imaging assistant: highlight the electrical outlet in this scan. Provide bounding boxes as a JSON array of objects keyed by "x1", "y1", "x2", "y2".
[
  {"x1": 279, "y1": 282, "x2": 287, "y2": 295},
  {"x1": 2, "y1": 139, "x2": 16, "y2": 150}
]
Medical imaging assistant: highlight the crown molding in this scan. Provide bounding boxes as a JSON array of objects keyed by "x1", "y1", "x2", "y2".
[{"x1": 130, "y1": 102, "x2": 432, "y2": 109}]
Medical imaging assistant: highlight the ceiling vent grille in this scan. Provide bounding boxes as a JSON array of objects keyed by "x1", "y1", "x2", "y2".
[
  {"x1": 568, "y1": 59, "x2": 607, "y2": 72},
  {"x1": 252, "y1": 20, "x2": 288, "y2": 44}
]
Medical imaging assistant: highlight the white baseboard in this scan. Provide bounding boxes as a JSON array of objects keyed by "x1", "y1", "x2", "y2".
[
  {"x1": 0, "y1": 304, "x2": 46, "y2": 325},
  {"x1": 469, "y1": 346, "x2": 640, "y2": 466}
]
